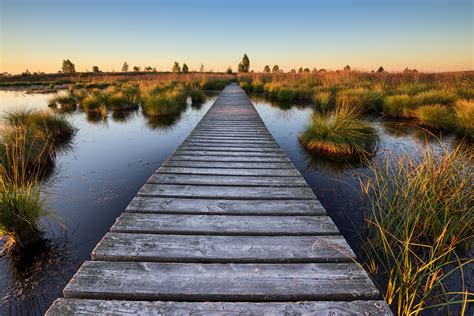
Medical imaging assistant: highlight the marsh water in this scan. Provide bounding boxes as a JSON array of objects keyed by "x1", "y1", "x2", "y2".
[{"x1": 0, "y1": 89, "x2": 470, "y2": 315}]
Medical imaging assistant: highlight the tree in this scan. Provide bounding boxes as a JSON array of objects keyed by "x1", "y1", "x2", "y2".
[
  {"x1": 122, "y1": 62, "x2": 129, "y2": 72},
  {"x1": 312, "y1": 68, "x2": 318, "y2": 73},
  {"x1": 144, "y1": 66, "x2": 153, "y2": 72},
  {"x1": 92, "y1": 66, "x2": 100, "y2": 72},
  {"x1": 239, "y1": 54, "x2": 250, "y2": 72},
  {"x1": 290, "y1": 69, "x2": 296, "y2": 73},
  {"x1": 272, "y1": 65, "x2": 280, "y2": 73},
  {"x1": 303, "y1": 68, "x2": 310, "y2": 73},
  {"x1": 62, "y1": 59, "x2": 76, "y2": 74},
  {"x1": 263, "y1": 65, "x2": 271, "y2": 73},
  {"x1": 182, "y1": 63, "x2": 189, "y2": 73},
  {"x1": 133, "y1": 66, "x2": 140, "y2": 72},
  {"x1": 199, "y1": 63, "x2": 204, "y2": 73},
  {"x1": 226, "y1": 67, "x2": 233, "y2": 74},
  {"x1": 298, "y1": 67, "x2": 303, "y2": 73},
  {"x1": 318, "y1": 68, "x2": 327, "y2": 73},
  {"x1": 377, "y1": 66, "x2": 385, "y2": 73},
  {"x1": 172, "y1": 62, "x2": 181, "y2": 73},
  {"x1": 21, "y1": 69, "x2": 31, "y2": 76},
  {"x1": 344, "y1": 65, "x2": 351, "y2": 72}
]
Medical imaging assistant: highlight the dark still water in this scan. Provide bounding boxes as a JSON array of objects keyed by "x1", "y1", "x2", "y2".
[{"x1": 0, "y1": 90, "x2": 470, "y2": 315}]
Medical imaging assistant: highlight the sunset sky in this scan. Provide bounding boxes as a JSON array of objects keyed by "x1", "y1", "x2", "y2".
[{"x1": 1, "y1": 0, "x2": 472, "y2": 74}]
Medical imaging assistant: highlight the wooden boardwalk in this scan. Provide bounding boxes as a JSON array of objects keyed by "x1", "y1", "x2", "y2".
[{"x1": 46, "y1": 85, "x2": 391, "y2": 315}]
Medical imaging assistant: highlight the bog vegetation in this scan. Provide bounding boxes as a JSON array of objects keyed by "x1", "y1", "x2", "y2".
[{"x1": 238, "y1": 72, "x2": 474, "y2": 151}]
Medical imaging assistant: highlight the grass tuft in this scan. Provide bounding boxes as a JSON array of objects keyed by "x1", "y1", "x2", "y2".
[{"x1": 299, "y1": 106, "x2": 378, "y2": 159}]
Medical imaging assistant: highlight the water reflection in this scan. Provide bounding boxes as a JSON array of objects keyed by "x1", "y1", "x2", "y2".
[{"x1": 1, "y1": 233, "x2": 75, "y2": 316}]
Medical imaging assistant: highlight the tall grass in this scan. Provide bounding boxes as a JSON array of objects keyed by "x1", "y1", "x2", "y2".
[
  {"x1": 299, "y1": 106, "x2": 378, "y2": 159},
  {"x1": 415, "y1": 104, "x2": 455, "y2": 130},
  {"x1": 142, "y1": 87, "x2": 187, "y2": 117},
  {"x1": 0, "y1": 127, "x2": 50, "y2": 251},
  {"x1": 454, "y1": 99, "x2": 474, "y2": 138},
  {"x1": 383, "y1": 94, "x2": 417, "y2": 118},
  {"x1": 3, "y1": 109, "x2": 75, "y2": 147},
  {"x1": 361, "y1": 143, "x2": 473, "y2": 314}
]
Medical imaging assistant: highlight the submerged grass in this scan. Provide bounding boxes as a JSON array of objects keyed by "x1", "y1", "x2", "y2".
[
  {"x1": 361, "y1": 143, "x2": 473, "y2": 314},
  {"x1": 299, "y1": 106, "x2": 378, "y2": 159}
]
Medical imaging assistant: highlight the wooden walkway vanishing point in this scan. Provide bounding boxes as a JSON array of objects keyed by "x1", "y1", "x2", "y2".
[{"x1": 46, "y1": 84, "x2": 392, "y2": 315}]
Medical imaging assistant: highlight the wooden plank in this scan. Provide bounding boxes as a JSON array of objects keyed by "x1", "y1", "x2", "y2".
[
  {"x1": 62, "y1": 262, "x2": 379, "y2": 301},
  {"x1": 125, "y1": 197, "x2": 325, "y2": 215},
  {"x1": 148, "y1": 173, "x2": 307, "y2": 187},
  {"x1": 92, "y1": 233, "x2": 355, "y2": 263},
  {"x1": 174, "y1": 150, "x2": 286, "y2": 157},
  {"x1": 138, "y1": 183, "x2": 316, "y2": 199},
  {"x1": 163, "y1": 161, "x2": 293, "y2": 169},
  {"x1": 169, "y1": 155, "x2": 289, "y2": 163},
  {"x1": 111, "y1": 213, "x2": 338, "y2": 235},
  {"x1": 185, "y1": 138, "x2": 277, "y2": 144},
  {"x1": 183, "y1": 142, "x2": 280, "y2": 148},
  {"x1": 188, "y1": 135, "x2": 274, "y2": 141},
  {"x1": 179, "y1": 146, "x2": 284, "y2": 153},
  {"x1": 46, "y1": 299, "x2": 393, "y2": 315},
  {"x1": 157, "y1": 166, "x2": 301, "y2": 176}
]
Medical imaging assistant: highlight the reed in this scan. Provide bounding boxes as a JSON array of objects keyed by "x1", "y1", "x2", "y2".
[{"x1": 361, "y1": 143, "x2": 473, "y2": 314}]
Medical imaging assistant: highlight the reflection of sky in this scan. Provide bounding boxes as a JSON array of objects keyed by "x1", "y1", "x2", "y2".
[{"x1": 1, "y1": 0, "x2": 472, "y2": 73}]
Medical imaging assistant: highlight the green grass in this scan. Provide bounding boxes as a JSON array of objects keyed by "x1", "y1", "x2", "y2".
[
  {"x1": 413, "y1": 89, "x2": 457, "y2": 106},
  {"x1": 361, "y1": 143, "x2": 473, "y2": 314},
  {"x1": 454, "y1": 99, "x2": 474, "y2": 138},
  {"x1": 415, "y1": 104, "x2": 455, "y2": 130},
  {"x1": 383, "y1": 94, "x2": 417, "y2": 118},
  {"x1": 200, "y1": 78, "x2": 229, "y2": 90},
  {"x1": 189, "y1": 88, "x2": 205, "y2": 103},
  {"x1": 142, "y1": 88, "x2": 187, "y2": 117},
  {"x1": 312, "y1": 91, "x2": 333, "y2": 110},
  {"x1": 48, "y1": 95, "x2": 77, "y2": 110},
  {"x1": 299, "y1": 106, "x2": 378, "y2": 159},
  {"x1": 3, "y1": 109, "x2": 76, "y2": 145}
]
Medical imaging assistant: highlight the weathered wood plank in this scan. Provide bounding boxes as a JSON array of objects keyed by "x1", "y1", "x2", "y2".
[
  {"x1": 163, "y1": 160, "x2": 294, "y2": 169},
  {"x1": 179, "y1": 146, "x2": 284, "y2": 153},
  {"x1": 92, "y1": 233, "x2": 355, "y2": 262},
  {"x1": 157, "y1": 166, "x2": 301, "y2": 176},
  {"x1": 63, "y1": 262, "x2": 379, "y2": 301},
  {"x1": 188, "y1": 135, "x2": 274, "y2": 141},
  {"x1": 185, "y1": 138, "x2": 277, "y2": 144},
  {"x1": 169, "y1": 155, "x2": 289, "y2": 163},
  {"x1": 46, "y1": 299, "x2": 393, "y2": 315},
  {"x1": 148, "y1": 173, "x2": 306, "y2": 187},
  {"x1": 174, "y1": 150, "x2": 286, "y2": 157},
  {"x1": 126, "y1": 197, "x2": 325, "y2": 215},
  {"x1": 138, "y1": 183, "x2": 316, "y2": 199},
  {"x1": 111, "y1": 213, "x2": 338, "y2": 235},
  {"x1": 183, "y1": 141, "x2": 280, "y2": 148}
]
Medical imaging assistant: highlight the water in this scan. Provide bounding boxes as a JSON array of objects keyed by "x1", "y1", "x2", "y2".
[{"x1": 0, "y1": 90, "x2": 470, "y2": 314}]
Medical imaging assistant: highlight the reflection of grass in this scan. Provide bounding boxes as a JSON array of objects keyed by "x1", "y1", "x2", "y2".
[
  {"x1": 299, "y1": 106, "x2": 378, "y2": 159},
  {"x1": 361, "y1": 143, "x2": 473, "y2": 314},
  {"x1": 3, "y1": 234, "x2": 74, "y2": 315}
]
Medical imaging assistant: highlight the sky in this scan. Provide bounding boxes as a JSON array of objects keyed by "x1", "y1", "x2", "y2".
[{"x1": 0, "y1": 0, "x2": 472, "y2": 74}]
